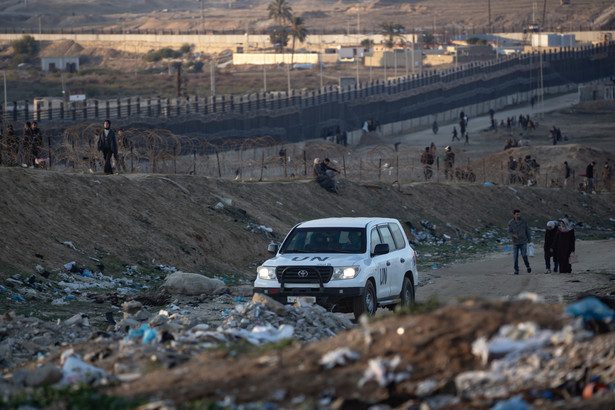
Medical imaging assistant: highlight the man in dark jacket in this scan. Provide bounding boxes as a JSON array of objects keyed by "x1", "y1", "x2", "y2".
[
  {"x1": 508, "y1": 209, "x2": 532, "y2": 275},
  {"x1": 313, "y1": 158, "x2": 338, "y2": 193},
  {"x1": 97, "y1": 120, "x2": 118, "y2": 175},
  {"x1": 30, "y1": 122, "x2": 43, "y2": 167},
  {"x1": 586, "y1": 161, "x2": 596, "y2": 193}
]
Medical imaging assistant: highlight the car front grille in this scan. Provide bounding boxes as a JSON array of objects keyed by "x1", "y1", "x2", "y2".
[{"x1": 276, "y1": 266, "x2": 333, "y2": 284}]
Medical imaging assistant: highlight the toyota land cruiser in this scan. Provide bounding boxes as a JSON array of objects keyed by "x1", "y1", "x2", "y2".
[{"x1": 253, "y1": 217, "x2": 418, "y2": 319}]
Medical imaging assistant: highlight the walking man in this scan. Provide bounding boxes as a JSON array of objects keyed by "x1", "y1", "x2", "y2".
[
  {"x1": 601, "y1": 161, "x2": 612, "y2": 192},
  {"x1": 586, "y1": 161, "x2": 596, "y2": 194},
  {"x1": 97, "y1": 120, "x2": 118, "y2": 175},
  {"x1": 451, "y1": 126, "x2": 459, "y2": 141},
  {"x1": 563, "y1": 161, "x2": 571, "y2": 188},
  {"x1": 508, "y1": 209, "x2": 532, "y2": 275},
  {"x1": 420, "y1": 147, "x2": 434, "y2": 180}
]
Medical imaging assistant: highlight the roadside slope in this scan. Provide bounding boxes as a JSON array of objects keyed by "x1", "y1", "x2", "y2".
[{"x1": 1, "y1": 167, "x2": 614, "y2": 283}]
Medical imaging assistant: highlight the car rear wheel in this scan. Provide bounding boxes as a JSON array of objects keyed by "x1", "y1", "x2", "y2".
[
  {"x1": 353, "y1": 281, "x2": 377, "y2": 319},
  {"x1": 400, "y1": 276, "x2": 415, "y2": 307}
]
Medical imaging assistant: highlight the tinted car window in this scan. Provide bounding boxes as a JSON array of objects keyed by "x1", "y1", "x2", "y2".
[
  {"x1": 370, "y1": 227, "x2": 382, "y2": 254},
  {"x1": 378, "y1": 224, "x2": 396, "y2": 251},
  {"x1": 281, "y1": 228, "x2": 365, "y2": 253},
  {"x1": 388, "y1": 223, "x2": 406, "y2": 250}
]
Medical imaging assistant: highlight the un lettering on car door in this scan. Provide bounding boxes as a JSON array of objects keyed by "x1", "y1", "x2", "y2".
[{"x1": 379, "y1": 266, "x2": 387, "y2": 286}]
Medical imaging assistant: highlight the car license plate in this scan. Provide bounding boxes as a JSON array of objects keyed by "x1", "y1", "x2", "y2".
[{"x1": 287, "y1": 296, "x2": 315, "y2": 303}]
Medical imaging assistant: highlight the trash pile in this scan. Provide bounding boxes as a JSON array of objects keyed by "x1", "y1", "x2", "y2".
[
  {"x1": 1, "y1": 290, "x2": 615, "y2": 408},
  {"x1": 0, "y1": 287, "x2": 356, "y2": 398}
]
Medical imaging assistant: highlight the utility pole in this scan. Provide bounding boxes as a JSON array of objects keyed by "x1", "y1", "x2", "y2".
[
  {"x1": 176, "y1": 64, "x2": 181, "y2": 97},
  {"x1": 2, "y1": 70, "x2": 7, "y2": 121},
  {"x1": 201, "y1": 0, "x2": 204, "y2": 33},
  {"x1": 488, "y1": 0, "x2": 491, "y2": 32}
]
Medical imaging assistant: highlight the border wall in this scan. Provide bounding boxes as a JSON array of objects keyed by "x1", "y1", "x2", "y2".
[{"x1": 2, "y1": 43, "x2": 614, "y2": 145}]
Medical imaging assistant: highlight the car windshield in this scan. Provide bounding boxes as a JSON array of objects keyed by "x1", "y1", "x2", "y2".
[{"x1": 280, "y1": 228, "x2": 365, "y2": 254}]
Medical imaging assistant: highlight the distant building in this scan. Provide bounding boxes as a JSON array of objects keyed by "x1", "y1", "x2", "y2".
[
  {"x1": 531, "y1": 34, "x2": 576, "y2": 48},
  {"x1": 578, "y1": 82, "x2": 615, "y2": 102},
  {"x1": 337, "y1": 45, "x2": 369, "y2": 62},
  {"x1": 41, "y1": 56, "x2": 79, "y2": 72}
]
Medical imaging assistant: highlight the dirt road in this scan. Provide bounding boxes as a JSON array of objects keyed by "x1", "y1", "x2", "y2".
[{"x1": 417, "y1": 239, "x2": 615, "y2": 304}]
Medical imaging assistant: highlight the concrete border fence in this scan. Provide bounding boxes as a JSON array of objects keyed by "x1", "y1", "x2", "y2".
[{"x1": 2, "y1": 42, "x2": 614, "y2": 145}]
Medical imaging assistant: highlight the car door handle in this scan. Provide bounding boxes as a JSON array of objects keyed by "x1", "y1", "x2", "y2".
[
  {"x1": 386, "y1": 262, "x2": 391, "y2": 266},
  {"x1": 400, "y1": 258, "x2": 405, "y2": 263}
]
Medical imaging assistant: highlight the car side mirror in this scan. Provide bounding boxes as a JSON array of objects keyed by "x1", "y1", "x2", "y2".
[
  {"x1": 267, "y1": 243, "x2": 280, "y2": 254},
  {"x1": 372, "y1": 243, "x2": 390, "y2": 256}
]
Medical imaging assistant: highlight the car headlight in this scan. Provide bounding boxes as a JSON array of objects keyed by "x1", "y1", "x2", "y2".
[
  {"x1": 257, "y1": 266, "x2": 277, "y2": 280},
  {"x1": 332, "y1": 266, "x2": 360, "y2": 280}
]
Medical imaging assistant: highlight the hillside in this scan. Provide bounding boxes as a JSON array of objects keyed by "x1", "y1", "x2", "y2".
[
  {"x1": 1, "y1": 166, "x2": 614, "y2": 282},
  {"x1": 0, "y1": 0, "x2": 613, "y2": 33}
]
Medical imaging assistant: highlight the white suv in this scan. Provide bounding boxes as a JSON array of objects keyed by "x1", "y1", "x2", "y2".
[{"x1": 254, "y1": 217, "x2": 419, "y2": 319}]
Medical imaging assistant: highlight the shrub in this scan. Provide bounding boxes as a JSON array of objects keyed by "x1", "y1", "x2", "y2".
[
  {"x1": 179, "y1": 43, "x2": 193, "y2": 54},
  {"x1": 467, "y1": 37, "x2": 487, "y2": 45},
  {"x1": 144, "y1": 48, "x2": 180, "y2": 62},
  {"x1": 11, "y1": 35, "x2": 38, "y2": 56},
  {"x1": 11, "y1": 35, "x2": 38, "y2": 65}
]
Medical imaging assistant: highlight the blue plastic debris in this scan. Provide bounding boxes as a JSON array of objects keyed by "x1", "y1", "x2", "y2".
[
  {"x1": 431, "y1": 264, "x2": 438, "y2": 269},
  {"x1": 12, "y1": 295, "x2": 25, "y2": 302},
  {"x1": 504, "y1": 245, "x2": 511, "y2": 251},
  {"x1": 127, "y1": 323, "x2": 154, "y2": 343},
  {"x1": 484, "y1": 182, "x2": 494, "y2": 186},
  {"x1": 142, "y1": 327, "x2": 157, "y2": 344},
  {"x1": 81, "y1": 269, "x2": 91, "y2": 277},
  {"x1": 234, "y1": 297, "x2": 247, "y2": 302},
  {"x1": 565, "y1": 296, "x2": 615, "y2": 324},
  {"x1": 491, "y1": 394, "x2": 531, "y2": 410},
  {"x1": 66, "y1": 295, "x2": 76, "y2": 300}
]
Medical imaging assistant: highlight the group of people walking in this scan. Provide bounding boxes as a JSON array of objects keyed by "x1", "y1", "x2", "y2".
[
  {"x1": 0, "y1": 121, "x2": 44, "y2": 167},
  {"x1": 508, "y1": 209, "x2": 576, "y2": 276}
]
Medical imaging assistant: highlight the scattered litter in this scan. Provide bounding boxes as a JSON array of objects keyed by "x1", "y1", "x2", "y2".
[
  {"x1": 60, "y1": 355, "x2": 108, "y2": 386},
  {"x1": 62, "y1": 242, "x2": 84, "y2": 254},
  {"x1": 319, "y1": 348, "x2": 360, "y2": 370},
  {"x1": 358, "y1": 355, "x2": 410, "y2": 388},
  {"x1": 564, "y1": 296, "x2": 615, "y2": 324}
]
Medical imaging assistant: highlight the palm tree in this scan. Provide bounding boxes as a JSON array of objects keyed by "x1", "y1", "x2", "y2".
[
  {"x1": 289, "y1": 16, "x2": 308, "y2": 67},
  {"x1": 380, "y1": 22, "x2": 405, "y2": 49},
  {"x1": 267, "y1": 0, "x2": 293, "y2": 26}
]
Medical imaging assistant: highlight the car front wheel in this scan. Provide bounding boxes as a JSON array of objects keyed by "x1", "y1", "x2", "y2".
[{"x1": 353, "y1": 281, "x2": 377, "y2": 319}]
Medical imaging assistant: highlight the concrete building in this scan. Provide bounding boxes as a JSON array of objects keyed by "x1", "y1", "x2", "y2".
[
  {"x1": 41, "y1": 56, "x2": 79, "y2": 72},
  {"x1": 531, "y1": 34, "x2": 576, "y2": 48},
  {"x1": 578, "y1": 82, "x2": 615, "y2": 102}
]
